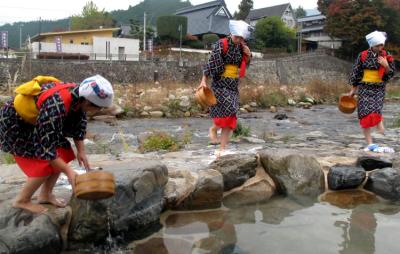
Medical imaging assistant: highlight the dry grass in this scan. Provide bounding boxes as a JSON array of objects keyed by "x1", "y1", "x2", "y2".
[
  {"x1": 304, "y1": 80, "x2": 348, "y2": 103},
  {"x1": 112, "y1": 79, "x2": 351, "y2": 112}
]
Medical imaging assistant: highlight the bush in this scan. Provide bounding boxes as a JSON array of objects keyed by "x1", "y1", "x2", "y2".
[
  {"x1": 258, "y1": 91, "x2": 288, "y2": 107},
  {"x1": 183, "y1": 40, "x2": 204, "y2": 49},
  {"x1": 233, "y1": 121, "x2": 251, "y2": 138},
  {"x1": 0, "y1": 153, "x2": 15, "y2": 164},
  {"x1": 140, "y1": 132, "x2": 178, "y2": 152}
]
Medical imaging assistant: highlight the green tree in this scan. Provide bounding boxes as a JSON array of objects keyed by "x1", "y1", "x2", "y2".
[
  {"x1": 321, "y1": 0, "x2": 384, "y2": 57},
  {"x1": 71, "y1": 1, "x2": 115, "y2": 30},
  {"x1": 234, "y1": 0, "x2": 254, "y2": 20},
  {"x1": 129, "y1": 18, "x2": 155, "y2": 39},
  {"x1": 156, "y1": 15, "x2": 187, "y2": 43},
  {"x1": 254, "y1": 16, "x2": 296, "y2": 49},
  {"x1": 294, "y1": 6, "x2": 307, "y2": 18},
  {"x1": 202, "y1": 33, "x2": 219, "y2": 48}
]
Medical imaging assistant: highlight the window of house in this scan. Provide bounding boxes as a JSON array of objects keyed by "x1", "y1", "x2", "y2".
[{"x1": 216, "y1": 7, "x2": 227, "y2": 16}]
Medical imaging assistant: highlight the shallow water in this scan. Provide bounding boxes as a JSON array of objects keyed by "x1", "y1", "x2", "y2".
[{"x1": 125, "y1": 196, "x2": 400, "y2": 254}]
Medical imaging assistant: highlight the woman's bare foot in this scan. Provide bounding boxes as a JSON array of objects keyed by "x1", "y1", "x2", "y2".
[
  {"x1": 13, "y1": 201, "x2": 48, "y2": 214},
  {"x1": 38, "y1": 194, "x2": 67, "y2": 207},
  {"x1": 377, "y1": 123, "x2": 385, "y2": 135}
]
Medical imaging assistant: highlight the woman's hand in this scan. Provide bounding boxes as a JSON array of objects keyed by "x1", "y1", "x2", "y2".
[
  {"x1": 197, "y1": 75, "x2": 208, "y2": 90},
  {"x1": 241, "y1": 43, "x2": 251, "y2": 57},
  {"x1": 347, "y1": 86, "x2": 357, "y2": 97},
  {"x1": 378, "y1": 56, "x2": 389, "y2": 69},
  {"x1": 74, "y1": 139, "x2": 90, "y2": 170},
  {"x1": 77, "y1": 151, "x2": 90, "y2": 171}
]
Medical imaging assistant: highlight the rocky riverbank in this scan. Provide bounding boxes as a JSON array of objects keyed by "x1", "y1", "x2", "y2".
[{"x1": 1, "y1": 103, "x2": 400, "y2": 253}]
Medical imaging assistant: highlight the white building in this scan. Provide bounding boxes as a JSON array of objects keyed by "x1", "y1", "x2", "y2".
[{"x1": 30, "y1": 28, "x2": 140, "y2": 61}]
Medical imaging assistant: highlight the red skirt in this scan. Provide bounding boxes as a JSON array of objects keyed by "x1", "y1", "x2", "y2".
[
  {"x1": 14, "y1": 147, "x2": 76, "y2": 177},
  {"x1": 213, "y1": 116, "x2": 237, "y2": 129},
  {"x1": 360, "y1": 113, "x2": 382, "y2": 129}
]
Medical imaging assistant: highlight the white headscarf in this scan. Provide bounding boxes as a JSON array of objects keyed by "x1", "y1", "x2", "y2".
[
  {"x1": 229, "y1": 20, "x2": 252, "y2": 39},
  {"x1": 366, "y1": 31, "x2": 387, "y2": 47},
  {"x1": 79, "y1": 75, "x2": 114, "y2": 107}
]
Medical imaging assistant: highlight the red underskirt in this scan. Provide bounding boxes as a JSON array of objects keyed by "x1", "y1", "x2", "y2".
[
  {"x1": 213, "y1": 116, "x2": 237, "y2": 129},
  {"x1": 14, "y1": 147, "x2": 76, "y2": 177},
  {"x1": 360, "y1": 113, "x2": 382, "y2": 128}
]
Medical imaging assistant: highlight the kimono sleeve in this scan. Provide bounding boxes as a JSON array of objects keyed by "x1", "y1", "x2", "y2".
[
  {"x1": 203, "y1": 40, "x2": 225, "y2": 79},
  {"x1": 349, "y1": 53, "x2": 363, "y2": 86}
]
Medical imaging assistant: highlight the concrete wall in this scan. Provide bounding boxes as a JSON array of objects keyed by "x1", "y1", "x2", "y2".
[{"x1": 0, "y1": 53, "x2": 353, "y2": 88}]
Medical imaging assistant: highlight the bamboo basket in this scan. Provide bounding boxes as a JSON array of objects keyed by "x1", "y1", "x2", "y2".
[
  {"x1": 75, "y1": 171, "x2": 115, "y2": 200},
  {"x1": 338, "y1": 95, "x2": 357, "y2": 114}
]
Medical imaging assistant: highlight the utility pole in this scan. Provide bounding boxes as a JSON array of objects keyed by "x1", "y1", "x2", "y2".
[
  {"x1": 143, "y1": 12, "x2": 146, "y2": 52},
  {"x1": 297, "y1": 22, "x2": 302, "y2": 54},
  {"x1": 19, "y1": 24, "x2": 23, "y2": 49},
  {"x1": 178, "y1": 24, "x2": 182, "y2": 64},
  {"x1": 38, "y1": 17, "x2": 42, "y2": 55}
]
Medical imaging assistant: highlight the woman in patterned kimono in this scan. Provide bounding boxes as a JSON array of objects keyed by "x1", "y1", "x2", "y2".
[
  {"x1": 348, "y1": 31, "x2": 395, "y2": 151},
  {"x1": 197, "y1": 20, "x2": 252, "y2": 156},
  {"x1": 0, "y1": 75, "x2": 114, "y2": 213}
]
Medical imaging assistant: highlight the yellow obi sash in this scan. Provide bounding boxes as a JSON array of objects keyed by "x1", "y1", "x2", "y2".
[
  {"x1": 221, "y1": 64, "x2": 239, "y2": 78},
  {"x1": 362, "y1": 69, "x2": 383, "y2": 83}
]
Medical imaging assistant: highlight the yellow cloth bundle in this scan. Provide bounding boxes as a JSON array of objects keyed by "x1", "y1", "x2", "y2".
[
  {"x1": 14, "y1": 76, "x2": 61, "y2": 124},
  {"x1": 221, "y1": 64, "x2": 239, "y2": 78},
  {"x1": 362, "y1": 70, "x2": 383, "y2": 83}
]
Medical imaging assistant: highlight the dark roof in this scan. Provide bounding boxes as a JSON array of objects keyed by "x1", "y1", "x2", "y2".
[
  {"x1": 175, "y1": 0, "x2": 231, "y2": 36},
  {"x1": 176, "y1": 0, "x2": 225, "y2": 15},
  {"x1": 247, "y1": 3, "x2": 291, "y2": 21}
]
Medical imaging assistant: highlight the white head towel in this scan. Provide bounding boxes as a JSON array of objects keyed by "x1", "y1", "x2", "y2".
[
  {"x1": 229, "y1": 20, "x2": 252, "y2": 39},
  {"x1": 79, "y1": 74, "x2": 114, "y2": 108},
  {"x1": 366, "y1": 31, "x2": 387, "y2": 47}
]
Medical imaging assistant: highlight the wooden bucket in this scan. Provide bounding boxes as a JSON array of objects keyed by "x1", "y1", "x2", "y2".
[
  {"x1": 195, "y1": 87, "x2": 217, "y2": 108},
  {"x1": 75, "y1": 171, "x2": 115, "y2": 200},
  {"x1": 338, "y1": 95, "x2": 357, "y2": 114}
]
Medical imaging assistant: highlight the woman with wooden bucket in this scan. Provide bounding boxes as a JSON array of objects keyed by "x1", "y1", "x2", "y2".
[
  {"x1": 0, "y1": 74, "x2": 114, "y2": 213},
  {"x1": 197, "y1": 20, "x2": 252, "y2": 157},
  {"x1": 347, "y1": 31, "x2": 395, "y2": 152}
]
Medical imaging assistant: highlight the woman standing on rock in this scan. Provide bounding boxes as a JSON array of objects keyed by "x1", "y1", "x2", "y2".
[
  {"x1": 197, "y1": 20, "x2": 252, "y2": 157},
  {"x1": 0, "y1": 74, "x2": 114, "y2": 213},
  {"x1": 347, "y1": 31, "x2": 396, "y2": 152}
]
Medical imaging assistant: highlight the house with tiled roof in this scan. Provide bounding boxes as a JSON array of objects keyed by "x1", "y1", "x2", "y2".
[
  {"x1": 246, "y1": 3, "x2": 296, "y2": 29},
  {"x1": 175, "y1": 0, "x2": 232, "y2": 38}
]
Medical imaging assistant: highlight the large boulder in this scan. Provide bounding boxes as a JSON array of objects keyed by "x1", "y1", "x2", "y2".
[
  {"x1": 164, "y1": 169, "x2": 198, "y2": 209},
  {"x1": 209, "y1": 154, "x2": 257, "y2": 191},
  {"x1": 259, "y1": 150, "x2": 325, "y2": 198},
  {"x1": 176, "y1": 169, "x2": 223, "y2": 210},
  {"x1": 364, "y1": 168, "x2": 400, "y2": 200},
  {"x1": 327, "y1": 166, "x2": 366, "y2": 190},
  {"x1": 356, "y1": 156, "x2": 392, "y2": 171},
  {"x1": 223, "y1": 167, "x2": 276, "y2": 207},
  {"x1": 68, "y1": 159, "x2": 168, "y2": 248},
  {"x1": 0, "y1": 207, "x2": 62, "y2": 254}
]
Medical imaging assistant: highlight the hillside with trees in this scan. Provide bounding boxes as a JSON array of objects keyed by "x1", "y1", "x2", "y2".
[{"x1": 0, "y1": 0, "x2": 191, "y2": 49}]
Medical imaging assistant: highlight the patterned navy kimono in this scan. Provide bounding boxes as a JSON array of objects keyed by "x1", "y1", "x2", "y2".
[
  {"x1": 349, "y1": 49, "x2": 395, "y2": 126},
  {"x1": 0, "y1": 83, "x2": 86, "y2": 160},
  {"x1": 203, "y1": 37, "x2": 244, "y2": 119}
]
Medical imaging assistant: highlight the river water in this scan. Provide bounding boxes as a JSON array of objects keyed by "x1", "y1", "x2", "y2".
[{"x1": 64, "y1": 103, "x2": 400, "y2": 253}]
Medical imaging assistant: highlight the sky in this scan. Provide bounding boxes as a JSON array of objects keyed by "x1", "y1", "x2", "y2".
[{"x1": 0, "y1": 0, "x2": 318, "y2": 25}]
